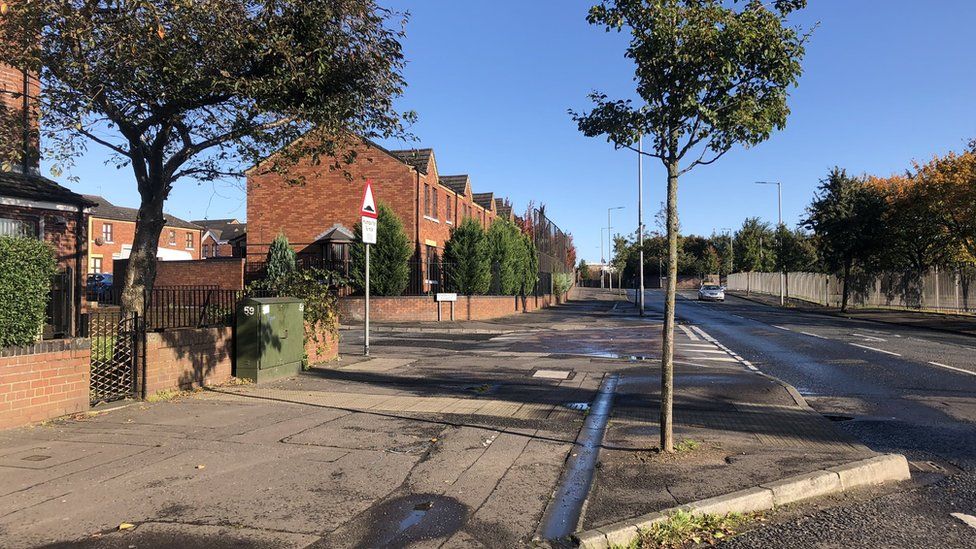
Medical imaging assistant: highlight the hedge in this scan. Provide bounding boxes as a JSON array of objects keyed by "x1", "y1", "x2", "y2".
[{"x1": 0, "y1": 236, "x2": 57, "y2": 347}]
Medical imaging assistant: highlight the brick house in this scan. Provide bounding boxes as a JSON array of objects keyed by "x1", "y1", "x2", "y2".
[
  {"x1": 2, "y1": 56, "x2": 91, "y2": 336},
  {"x1": 194, "y1": 218, "x2": 247, "y2": 258},
  {"x1": 246, "y1": 138, "x2": 503, "y2": 290},
  {"x1": 83, "y1": 195, "x2": 203, "y2": 275}
]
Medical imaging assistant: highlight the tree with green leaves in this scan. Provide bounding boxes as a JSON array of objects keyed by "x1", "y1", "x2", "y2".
[
  {"x1": 518, "y1": 233, "x2": 540, "y2": 299},
  {"x1": 444, "y1": 218, "x2": 491, "y2": 295},
  {"x1": 734, "y1": 217, "x2": 776, "y2": 272},
  {"x1": 265, "y1": 233, "x2": 296, "y2": 285},
  {"x1": 486, "y1": 219, "x2": 524, "y2": 295},
  {"x1": 0, "y1": 0, "x2": 413, "y2": 316},
  {"x1": 774, "y1": 225, "x2": 816, "y2": 300},
  {"x1": 803, "y1": 168, "x2": 888, "y2": 312},
  {"x1": 350, "y1": 204, "x2": 412, "y2": 296},
  {"x1": 571, "y1": 0, "x2": 809, "y2": 452}
]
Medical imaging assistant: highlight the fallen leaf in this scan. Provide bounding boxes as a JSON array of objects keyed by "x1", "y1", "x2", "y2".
[
  {"x1": 195, "y1": 464, "x2": 205, "y2": 470},
  {"x1": 118, "y1": 522, "x2": 135, "y2": 531},
  {"x1": 429, "y1": 438, "x2": 438, "y2": 443}
]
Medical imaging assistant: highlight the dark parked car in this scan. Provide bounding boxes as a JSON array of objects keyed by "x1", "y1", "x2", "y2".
[{"x1": 86, "y1": 273, "x2": 114, "y2": 300}]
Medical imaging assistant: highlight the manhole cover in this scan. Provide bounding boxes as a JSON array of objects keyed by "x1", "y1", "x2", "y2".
[{"x1": 22, "y1": 455, "x2": 52, "y2": 462}]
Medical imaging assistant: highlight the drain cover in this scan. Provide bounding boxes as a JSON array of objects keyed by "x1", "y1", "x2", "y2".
[{"x1": 562, "y1": 402, "x2": 591, "y2": 411}]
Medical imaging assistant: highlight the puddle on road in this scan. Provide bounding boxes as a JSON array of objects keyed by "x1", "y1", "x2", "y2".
[{"x1": 355, "y1": 494, "x2": 466, "y2": 547}]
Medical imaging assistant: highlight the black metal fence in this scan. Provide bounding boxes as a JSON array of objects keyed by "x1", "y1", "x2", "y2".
[
  {"x1": 45, "y1": 268, "x2": 73, "y2": 339},
  {"x1": 86, "y1": 311, "x2": 139, "y2": 405}
]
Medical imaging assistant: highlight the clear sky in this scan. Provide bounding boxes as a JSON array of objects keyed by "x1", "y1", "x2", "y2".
[{"x1": 46, "y1": 1, "x2": 976, "y2": 264}]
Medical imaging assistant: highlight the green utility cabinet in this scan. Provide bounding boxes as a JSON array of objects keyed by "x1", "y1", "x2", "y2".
[{"x1": 235, "y1": 297, "x2": 305, "y2": 382}]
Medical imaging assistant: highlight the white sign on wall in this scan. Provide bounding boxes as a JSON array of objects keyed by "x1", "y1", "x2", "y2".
[{"x1": 361, "y1": 216, "x2": 377, "y2": 244}]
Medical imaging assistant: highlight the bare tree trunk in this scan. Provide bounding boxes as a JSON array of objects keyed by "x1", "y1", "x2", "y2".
[
  {"x1": 841, "y1": 259, "x2": 851, "y2": 313},
  {"x1": 120, "y1": 187, "x2": 167, "y2": 317},
  {"x1": 660, "y1": 159, "x2": 679, "y2": 453}
]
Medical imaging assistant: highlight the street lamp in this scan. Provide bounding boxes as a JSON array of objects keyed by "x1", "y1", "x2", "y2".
[
  {"x1": 755, "y1": 181, "x2": 784, "y2": 305},
  {"x1": 600, "y1": 227, "x2": 608, "y2": 289},
  {"x1": 637, "y1": 136, "x2": 645, "y2": 316},
  {"x1": 607, "y1": 206, "x2": 625, "y2": 291}
]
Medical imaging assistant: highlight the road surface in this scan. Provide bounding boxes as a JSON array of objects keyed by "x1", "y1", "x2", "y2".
[{"x1": 638, "y1": 288, "x2": 976, "y2": 547}]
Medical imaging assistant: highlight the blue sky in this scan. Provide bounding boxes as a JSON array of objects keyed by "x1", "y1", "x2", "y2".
[{"x1": 47, "y1": 1, "x2": 976, "y2": 264}]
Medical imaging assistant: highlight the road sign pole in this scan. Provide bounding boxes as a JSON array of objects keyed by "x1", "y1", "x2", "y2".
[{"x1": 364, "y1": 243, "x2": 370, "y2": 356}]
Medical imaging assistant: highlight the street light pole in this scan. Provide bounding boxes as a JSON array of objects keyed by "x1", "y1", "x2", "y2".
[
  {"x1": 607, "y1": 206, "x2": 625, "y2": 292},
  {"x1": 637, "y1": 136, "x2": 645, "y2": 315},
  {"x1": 756, "y1": 181, "x2": 784, "y2": 305},
  {"x1": 600, "y1": 227, "x2": 607, "y2": 289},
  {"x1": 722, "y1": 227, "x2": 733, "y2": 278}
]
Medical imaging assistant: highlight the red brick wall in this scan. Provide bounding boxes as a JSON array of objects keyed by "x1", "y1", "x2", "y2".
[
  {"x1": 113, "y1": 257, "x2": 244, "y2": 290},
  {"x1": 89, "y1": 218, "x2": 202, "y2": 275},
  {"x1": 0, "y1": 339, "x2": 91, "y2": 431},
  {"x1": 143, "y1": 327, "x2": 233, "y2": 395},
  {"x1": 0, "y1": 60, "x2": 40, "y2": 168},
  {"x1": 305, "y1": 323, "x2": 339, "y2": 365},
  {"x1": 337, "y1": 293, "x2": 558, "y2": 323},
  {"x1": 0, "y1": 203, "x2": 88, "y2": 274}
]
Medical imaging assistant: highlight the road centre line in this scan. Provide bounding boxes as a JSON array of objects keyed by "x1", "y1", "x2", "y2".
[
  {"x1": 928, "y1": 361, "x2": 976, "y2": 377},
  {"x1": 800, "y1": 331, "x2": 829, "y2": 340},
  {"x1": 850, "y1": 343, "x2": 902, "y2": 357},
  {"x1": 772, "y1": 325, "x2": 791, "y2": 331},
  {"x1": 852, "y1": 333, "x2": 886, "y2": 342}
]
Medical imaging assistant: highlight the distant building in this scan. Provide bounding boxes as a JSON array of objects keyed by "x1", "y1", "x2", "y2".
[
  {"x1": 194, "y1": 218, "x2": 246, "y2": 258},
  {"x1": 246, "y1": 138, "x2": 509, "y2": 289},
  {"x1": 83, "y1": 195, "x2": 203, "y2": 275}
]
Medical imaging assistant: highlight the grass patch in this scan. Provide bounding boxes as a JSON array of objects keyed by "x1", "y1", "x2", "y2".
[
  {"x1": 674, "y1": 439, "x2": 701, "y2": 452},
  {"x1": 624, "y1": 510, "x2": 750, "y2": 548},
  {"x1": 145, "y1": 389, "x2": 183, "y2": 403}
]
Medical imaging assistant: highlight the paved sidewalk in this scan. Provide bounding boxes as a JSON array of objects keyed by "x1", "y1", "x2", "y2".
[{"x1": 0, "y1": 289, "x2": 886, "y2": 548}]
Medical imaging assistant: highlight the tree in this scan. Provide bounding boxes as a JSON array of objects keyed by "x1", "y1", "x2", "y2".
[
  {"x1": 444, "y1": 218, "x2": 491, "y2": 295},
  {"x1": 803, "y1": 168, "x2": 887, "y2": 312},
  {"x1": 0, "y1": 0, "x2": 413, "y2": 316},
  {"x1": 265, "y1": 233, "x2": 296, "y2": 284},
  {"x1": 774, "y1": 225, "x2": 816, "y2": 299},
  {"x1": 734, "y1": 217, "x2": 776, "y2": 272},
  {"x1": 517, "y1": 233, "x2": 540, "y2": 299},
  {"x1": 486, "y1": 219, "x2": 523, "y2": 295},
  {"x1": 350, "y1": 204, "x2": 412, "y2": 296},
  {"x1": 571, "y1": 0, "x2": 809, "y2": 452},
  {"x1": 911, "y1": 143, "x2": 976, "y2": 263}
]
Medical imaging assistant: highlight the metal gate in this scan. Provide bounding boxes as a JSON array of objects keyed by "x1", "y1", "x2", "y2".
[{"x1": 88, "y1": 312, "x2": 140, "y2": 405}]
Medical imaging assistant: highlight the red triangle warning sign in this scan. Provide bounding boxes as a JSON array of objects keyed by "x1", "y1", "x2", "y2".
[{"x1": 360, "y1": 180, "x2": 378, "y2": 218}]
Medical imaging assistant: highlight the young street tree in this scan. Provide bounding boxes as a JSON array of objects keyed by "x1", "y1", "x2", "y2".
[
  {"x1": 350, "y1": 203, "x2": 412, "y2": 296},
  {"x1": 571, "y1": 0, "x2": 809, "y2": 452},
  {"x1": 0, "y1": 0, "x2": 413, "y2": 315}
]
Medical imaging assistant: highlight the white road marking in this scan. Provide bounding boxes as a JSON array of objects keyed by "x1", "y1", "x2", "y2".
[
  {"x1": 951, "y1": 512, "x2": 976, "y2": 530},
  {"x1": 800, "y1": 331, "x2": 829, "y2": 340},
  {"x1": 679, "y1": 349, "x2": 728, "y2": 354},
  {"x1": 928, "y1": 361, "x2": 976, "y2": 377},
  {"x1": 772, "y1": 325, "x2": 791, "y2": 331},
  {"x1": 852, "y1": 332, "x2": 886, "y2": 342},
  {"x1": 850, "y1": 343, "x2": 902, "y2": 357},
  {"x1": 677, "y1": 325, "x2": 700, "y2": 341},
  {"x1": 687, "y1": 325, "x2": 762, "y2": 372},
  {"x1": 677, "y1": 343, "x2": 720, "y2": 349},
  {"x1": 690, "y1": 326, "x2": 716, "y2": 342},
  {"x1": 690, "y1": 357, "x2": 739, "y2": 362}
]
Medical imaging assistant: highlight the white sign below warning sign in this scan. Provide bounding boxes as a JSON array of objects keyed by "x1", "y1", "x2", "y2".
[{"x1": 361, "y1": 216, "x2": 377, "y2": 244}]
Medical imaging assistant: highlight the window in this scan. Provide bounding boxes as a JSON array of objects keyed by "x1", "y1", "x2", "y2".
[
  {"x1": 101, "y1": 223, "x2": 113, "y2": 243},
  {"x1": 203, "y1": 244, "x2": 211, "y2": 257},
  {"x1": 185, "y1": 232, "x2": 193, "y2": 249},
  {"x1": 424, "y1": 184, "x2": 431, "y2": 217},
  {"x1": 446, "y1": 197, "x2": 453, "y2": 223},
  {"x1": 168, "y1": 230, "x2": 176, "y2": 245},
  {"x1": 432, "y1": 189, "x2": 438, "y2": 219},
  {"x1": 91, "y1": 257, "x2": 102, "y2": 274},
  {"x1": 0, "y1": 217, "x2": 39, "y2": 238}
]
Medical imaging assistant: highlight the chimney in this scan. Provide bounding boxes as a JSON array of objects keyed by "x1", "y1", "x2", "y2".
[{"x1": 1, "y1": 59, "x2": 39, "y2": 174}]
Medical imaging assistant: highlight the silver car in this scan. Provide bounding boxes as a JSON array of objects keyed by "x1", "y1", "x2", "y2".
[{"x1": 698, "y1": 284, "x2": 725, "y2": 302}]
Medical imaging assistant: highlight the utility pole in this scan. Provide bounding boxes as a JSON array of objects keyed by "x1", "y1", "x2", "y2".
[
  {"x1": 607, "y1": 206, "x2": 624, "y2": 292},
  {"x1": 756, "y1": 181, "x2": 784, "y2": 305},
  {"x1": 637, "y1": 136, "x2": 645, "y2": 316},
  {"x1": 600, "y1": 227, "x2": 606, "y2": 289},
  {"x1": 722, "y1": 227, "x2": 733, "y2": 278}
]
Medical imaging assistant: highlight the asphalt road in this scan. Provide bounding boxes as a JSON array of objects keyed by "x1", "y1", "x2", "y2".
[{"x1": 637, "y1": 289, "x2": 976, "y2": 547}]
